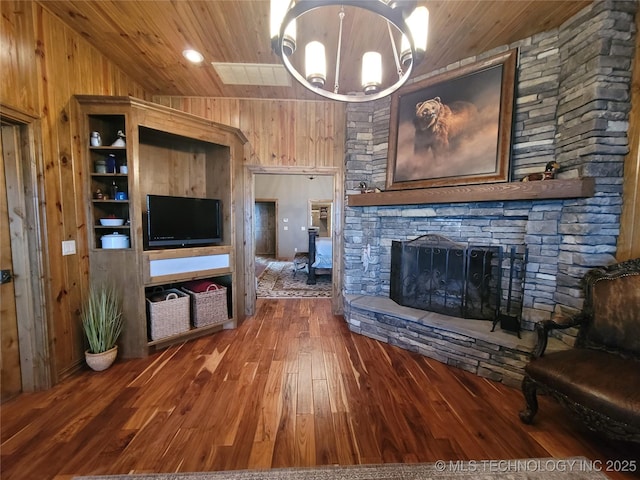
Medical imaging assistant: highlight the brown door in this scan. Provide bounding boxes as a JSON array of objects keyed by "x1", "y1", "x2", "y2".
[
  {"x1": 254, "y1": 201, "x2": 276, "y2": 256},
  {"x1": 1, "y1": 126, "x2": 22, "y2": 401}
]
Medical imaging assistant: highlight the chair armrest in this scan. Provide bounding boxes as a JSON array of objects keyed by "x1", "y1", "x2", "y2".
[{"x1": 531, "y1": 313, "x2": 587, "y2": 358}]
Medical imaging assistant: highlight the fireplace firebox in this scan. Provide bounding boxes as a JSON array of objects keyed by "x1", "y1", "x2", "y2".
[{"x1": 390, "y1": 235, "x2": 501, "y2": 320}]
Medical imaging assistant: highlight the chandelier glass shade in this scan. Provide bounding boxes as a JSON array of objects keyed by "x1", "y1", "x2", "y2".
[
  {"x1": 305, "y1": 41, "x2": 327, "y2": 87},
  {"x1": 270, "y1": 0, "x2": 429, "y2": 102}
]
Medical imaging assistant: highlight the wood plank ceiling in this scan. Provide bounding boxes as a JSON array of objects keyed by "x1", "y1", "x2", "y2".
[{"x1": 41, "y1": 1, "x2": 591, "y2": 100}]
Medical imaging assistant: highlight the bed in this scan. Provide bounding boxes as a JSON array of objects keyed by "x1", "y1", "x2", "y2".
[{"x1": 307, "y1": 228, "x2": 332, "y2": 285}]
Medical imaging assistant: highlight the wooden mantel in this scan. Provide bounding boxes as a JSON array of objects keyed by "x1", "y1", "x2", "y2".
[{"x1": 347, "y1": 178, "x2": 595, "y2": 207}]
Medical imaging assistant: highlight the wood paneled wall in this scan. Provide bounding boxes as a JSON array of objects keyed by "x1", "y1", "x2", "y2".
[
  {"x1": 152, "y1": 96, "x2": 347, "y2": 317},
  {"x1": 1, "y1": 1, "x2": 149, "y2": 382},
  {"x1": 618, "y1": 10, "x2": 640, "y2": 261},
  {"x1": 151, "y1": 97, "x2": 346, "y2": 168},
  {"x1": 1, "y1": 2, "x2": 343, "y2": 386}
]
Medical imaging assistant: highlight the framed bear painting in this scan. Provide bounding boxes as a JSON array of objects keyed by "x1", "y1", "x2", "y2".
[{"x1": 386, "y1": 49, "x2": 517, "y2": 190}]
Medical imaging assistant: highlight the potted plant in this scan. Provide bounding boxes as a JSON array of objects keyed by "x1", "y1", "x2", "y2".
[{"x1": 81, "y1": 284, "x2": 123, "y2": 371}]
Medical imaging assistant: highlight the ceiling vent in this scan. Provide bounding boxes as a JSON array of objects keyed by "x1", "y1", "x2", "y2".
[{"x1": 212, "y1": 63, "x2": 291, "y2": 87}]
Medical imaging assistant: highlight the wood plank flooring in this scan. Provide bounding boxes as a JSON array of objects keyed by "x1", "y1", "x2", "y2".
[{"x1": 1, "y1": 298, "x2": 638, "y2": 479}]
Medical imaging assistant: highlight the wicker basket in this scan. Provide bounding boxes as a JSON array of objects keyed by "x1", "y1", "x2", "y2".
[
  {"x1": 146, "y1": 288, "x2": 190, "y2": 340},
  {"x1": 181, "y1": 282, "x2": 228, "y2": 327}
]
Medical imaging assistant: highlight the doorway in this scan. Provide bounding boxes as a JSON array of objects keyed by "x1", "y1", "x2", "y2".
[
  {"x1": 1, "y1": 106, "x2": 52, "y2": 397},
  {"x1": 254, "y1": 200, "x2": 277, "y2": 279},
  {"x1": 244, "y1": 166, "x2": 343, "y2": 316},
  {"x1": 309, "y1": 200, "x2": 332, "y2": 237},
  {"x1": 1, "y1": 126, "x2": 21, "y2": 400},
  {"x1": 254, "y1": 200, "x2": 276, "y2": 257}
]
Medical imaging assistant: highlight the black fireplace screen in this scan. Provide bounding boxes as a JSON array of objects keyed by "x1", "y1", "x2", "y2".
[{"x1": 390, "y1": 235, "x2": 501, "y2": 320}]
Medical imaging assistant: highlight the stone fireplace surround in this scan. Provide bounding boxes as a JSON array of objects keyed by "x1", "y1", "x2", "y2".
[{"x1": 342, "y1": 1, "x2": 637, "y2": 385}]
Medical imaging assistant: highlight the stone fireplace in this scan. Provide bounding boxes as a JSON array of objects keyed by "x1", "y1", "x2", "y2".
[{"x1": 341, "y1": 1, "x2": 636, "y2": 385}]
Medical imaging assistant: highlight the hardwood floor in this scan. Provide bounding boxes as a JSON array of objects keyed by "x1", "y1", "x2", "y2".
[
  {"x1": 1, "y1": 298, "x2": 638, "y2": 480},
  {"x1": 255, "y1": 255, "x2": 273, "y2": 277}
]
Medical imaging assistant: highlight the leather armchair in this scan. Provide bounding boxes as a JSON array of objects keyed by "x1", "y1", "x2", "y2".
[{"x1": 519, "y1": 258, "x2": 640, "y2": 442}]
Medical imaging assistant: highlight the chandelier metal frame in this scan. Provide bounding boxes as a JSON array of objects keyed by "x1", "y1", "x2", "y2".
[{"x1": 271, "y1": 0, "x2": 426, "y2": 103}]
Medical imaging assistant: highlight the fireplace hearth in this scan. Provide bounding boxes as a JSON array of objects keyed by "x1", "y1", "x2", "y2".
[{"x1": 390, "y1": 235, "x2": 525, "y2": 325}]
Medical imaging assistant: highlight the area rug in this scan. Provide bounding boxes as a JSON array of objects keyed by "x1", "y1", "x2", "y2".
[
  {"x1": 73, "y1": 458, "x2": 611, "y2": 479},
  {"x1": 256, "y1": 260, "x2": 331, "y2": 298}
]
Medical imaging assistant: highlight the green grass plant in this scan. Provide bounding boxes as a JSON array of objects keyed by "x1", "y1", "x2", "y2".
[{"x1": 81, "y1": 284, "x2": 123, "y2": 354}]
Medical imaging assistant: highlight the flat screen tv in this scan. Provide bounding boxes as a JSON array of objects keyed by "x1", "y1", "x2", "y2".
[{"x1": 146, "y1": 194, "x2": 222, "y2": 248}]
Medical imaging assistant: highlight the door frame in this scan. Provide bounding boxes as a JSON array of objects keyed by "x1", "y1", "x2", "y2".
[
  {"x1": 1, "y1": 104, "x2": 53, "y2": 391},
  {"x1": 244, "y1": 165, "x2": 344, "y2": 316}
]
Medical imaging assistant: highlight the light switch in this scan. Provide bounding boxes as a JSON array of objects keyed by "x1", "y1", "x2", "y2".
[
  {"x1": 62, "y1": 240, "x2": 76, "y2": 256},
  {"x1": 301, "y1": 226, "x2": 306, "y2": 230},
  {"x1": 283, "y1": 226, "x2": 289, "y2": 230}
]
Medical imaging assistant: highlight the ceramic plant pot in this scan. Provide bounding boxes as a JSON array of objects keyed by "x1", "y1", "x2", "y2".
[{"x1": 85, "y1": 345, "x2": 118, "y2": 371}]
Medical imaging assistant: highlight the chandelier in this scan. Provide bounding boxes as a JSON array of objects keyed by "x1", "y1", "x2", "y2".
[{"x1": 270, "y1": 0, "x2": 429, "y2": 102}]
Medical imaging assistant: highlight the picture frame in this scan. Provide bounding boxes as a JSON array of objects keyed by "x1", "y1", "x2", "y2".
[{"x1": 386, "y1": 49, "x2": 517, "y2": 190}]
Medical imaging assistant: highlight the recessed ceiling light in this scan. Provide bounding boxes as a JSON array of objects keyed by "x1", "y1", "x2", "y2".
[{"x1": 183, "y1": 49, "x2": 204, "y2": 64}]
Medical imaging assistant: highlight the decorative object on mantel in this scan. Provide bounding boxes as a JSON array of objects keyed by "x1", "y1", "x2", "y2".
[
  {"x1": 111, "y1": 130, "x2": 126, "y2": 147},
  {"x1": 521, "y1": 161, "x2": 560, "y2": 181},
  {"x1": 358, "y1": 181, "x2": 383, "y2": 194},
  {"x1": 270, "y1": 0, "x2": 428, "y2": 102},
  {"x1": 386, "y1": 49, "x2": 517, "y2": 190}
]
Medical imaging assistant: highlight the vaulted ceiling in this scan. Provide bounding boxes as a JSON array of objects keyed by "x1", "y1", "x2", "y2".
[{"x1": 41, "y1": 1, "x2": 592, "y2": 101}]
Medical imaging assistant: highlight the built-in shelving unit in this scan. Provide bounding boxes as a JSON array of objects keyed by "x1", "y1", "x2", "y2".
[
  {"x1": 86, "y1": 120, "x2": 130, "y2": 248},
  {"x1": 347, "y1": 178, "x2": 595, "y2": 207},
  {"x1": 75, "y1": 96, "x2": 248, "y2": 358}
]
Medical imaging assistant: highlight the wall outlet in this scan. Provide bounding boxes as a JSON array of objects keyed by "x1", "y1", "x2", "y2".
[
  {"x1": 62, "y1": 240, "x2": 76, "y2": 256},
  {"x1": 294, "y1": 247, "x2": 298, "y2": 252}
]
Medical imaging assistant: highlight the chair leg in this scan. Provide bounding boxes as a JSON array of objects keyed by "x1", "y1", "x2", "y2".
[{"x1": 519, "y1": 374, "x2": 539, "y2": 424}]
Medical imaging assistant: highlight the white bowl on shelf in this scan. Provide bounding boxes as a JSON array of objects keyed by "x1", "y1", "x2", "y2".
[{"x1": 99, "y1": 218, "x2": 125, "y2": 227}]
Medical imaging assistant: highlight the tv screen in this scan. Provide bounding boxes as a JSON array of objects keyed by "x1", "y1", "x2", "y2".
[{"x1": 146, "y1": 194, "x2": 222, "y2": 248}]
